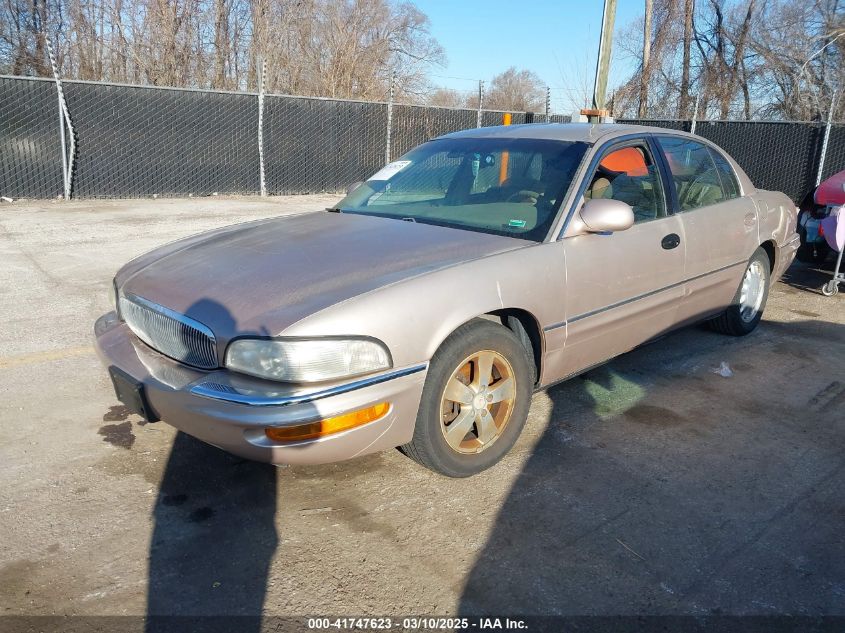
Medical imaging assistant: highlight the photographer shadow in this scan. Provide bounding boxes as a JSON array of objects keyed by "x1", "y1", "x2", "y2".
[
  {"x1": 145, "y1": 299, "x2": 279, "y2": 633},
  {"x1": 459, "y1": 319, "x2": 845, "y2": 617}
]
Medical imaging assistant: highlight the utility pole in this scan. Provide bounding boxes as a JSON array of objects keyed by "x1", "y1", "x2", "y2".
[
  {"x1": 639, "y1": 0, "x2": 652, "y2": 118},
  {"x1": 257, "y1": 57, "x2": 267, "y2": 197},
  {"x1": 690, "y1": 93, "x2": 701, "y2": 135},
  {"x1": 816, "y1": 90, "x2": 839, "y2": 187},
  {"x1": 587, "y1": 0, "x2": 617, "y2": 122},
  {"x1": 476, "y1": 80, "x2": 484, "y2": 128},
  {"x1": 384, "y1": 70, "x2": 396, "y2": 164}
]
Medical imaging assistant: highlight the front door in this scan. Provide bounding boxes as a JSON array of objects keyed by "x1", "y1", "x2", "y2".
[{"x1": 544, "y1": 138, "x2": 687, "y2": 383}]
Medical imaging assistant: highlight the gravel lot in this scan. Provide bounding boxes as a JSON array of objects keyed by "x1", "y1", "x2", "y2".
[{"x1": 0, "y1": 195, "x2": 843, "y2": 622}]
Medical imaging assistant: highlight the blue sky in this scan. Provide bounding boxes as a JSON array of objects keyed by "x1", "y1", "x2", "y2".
[{"x1": 414, "y1": 0, "x2": 643, "y2": 112}]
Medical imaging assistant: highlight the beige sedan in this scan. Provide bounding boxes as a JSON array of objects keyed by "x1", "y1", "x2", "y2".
[{"x1": 95, "y1": 123, "x2": 799, "y2": 477}]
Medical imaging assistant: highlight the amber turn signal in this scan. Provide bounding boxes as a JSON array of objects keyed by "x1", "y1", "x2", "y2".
[{"x1": 264, "y1": 402, "x2": 390, "y2": 442}]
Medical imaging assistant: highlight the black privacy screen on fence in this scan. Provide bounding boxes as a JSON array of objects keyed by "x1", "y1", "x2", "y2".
[
  {"x1": 263, "y1": 97, "x2": 385, "y2": 195},
  {"x1": 1, "y1": 74, "x2": 842, "y2": 203},
  {"x1": 67, "y1": 81, "x2": 261, "y2": 198},
  {"x1": 1, "y1": 75, "x2": 540, "y2": 199},
  {"x1": 0, "y1": 77, "x2": 64, "y2": 198}
]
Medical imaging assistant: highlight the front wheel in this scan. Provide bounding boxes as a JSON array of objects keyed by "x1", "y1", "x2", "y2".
[
  {"x1": 401, "y1": 319, "x2": 533, "y2": 477},
  {"x1": 708, "y1": 247, "x2": 771, "y2": 336}
]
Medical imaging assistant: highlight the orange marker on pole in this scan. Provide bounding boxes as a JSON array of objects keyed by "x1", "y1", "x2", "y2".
[{"x1": 499, "y1": 113, "x2": 512, "y2": 184}]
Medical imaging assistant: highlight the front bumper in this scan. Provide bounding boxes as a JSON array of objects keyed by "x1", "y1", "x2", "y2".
[{"x1": 94, "y1": 312, "x2": 427, "y2": 465}]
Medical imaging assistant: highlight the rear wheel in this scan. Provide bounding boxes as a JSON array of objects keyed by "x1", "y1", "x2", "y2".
[
  {"x1": 401, "y1": 319, "x2": 532, "y2": 477},
  {"x1": 708, "y1": 247, "x2": 771, "y2": 336}
]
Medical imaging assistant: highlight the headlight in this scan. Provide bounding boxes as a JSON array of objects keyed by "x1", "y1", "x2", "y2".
[{"x1": 225, "y1": 338, "x2": 391, "y2": 383}]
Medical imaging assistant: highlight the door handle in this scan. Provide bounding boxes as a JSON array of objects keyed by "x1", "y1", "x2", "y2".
[{"x1": 661, "y1": 233, "x2": 681, "y2": 250}]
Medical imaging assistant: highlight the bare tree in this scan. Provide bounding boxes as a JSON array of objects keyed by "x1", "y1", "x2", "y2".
[
  {"x1": 0, "y1": 0, "x2": 62, "y2": 75},
  {"x1": 0, "y1": 0, "x2": 445, "y2": 100},
  {"x1": 212, "y1": 0, "x2": 230, "y2": 88},
  {"x1": 250, "y1": 0, "x2": 443, "y2": 100},
  {"x1": 751, "y1": 0, "x2": 845, "y2": 120},
  {"x1": 484, "y1": 67, "x2": 546, "y2": 112},
  {"x1": 427, "y1": 87, "x2": 468, "y2": 108},
  {"x1": 613, "y1": 0, "x2": 681, "y2": 118},
  {"x1": 613, "y1": 0, "x2": 842, "y2": 120},
  {"x1": 679, "y1": 0, "x2": 694, "y2": 117},
  {"x1": 691, "y1": 0, "x2": 757, "y2": 118}
]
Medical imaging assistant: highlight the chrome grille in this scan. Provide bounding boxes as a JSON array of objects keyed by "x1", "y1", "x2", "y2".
[{"x1": 119, "y1": 295, "x2": 218, "y2": 369}]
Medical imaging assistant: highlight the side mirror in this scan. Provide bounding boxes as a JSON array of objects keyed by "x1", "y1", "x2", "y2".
[
  {"x1": 346, "y1": 181, "x2": 364, "y2": 195},
  {"x1": 578, "y1": 198, "x2": 635, "y2": 233}
]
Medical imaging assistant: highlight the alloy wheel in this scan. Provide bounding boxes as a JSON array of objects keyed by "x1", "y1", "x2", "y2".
[
  {"x1": 739, "y1": 260, "x2": 766, "y2": 322},
  {"x1": 439, "y1": 350, "x2": 517, "y2": 454}
]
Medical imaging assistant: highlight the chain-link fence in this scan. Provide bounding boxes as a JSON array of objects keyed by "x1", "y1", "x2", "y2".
[
  {"x1": 2, "y1": 73, "x2": 843, "y2": 204},
  {"x1": 0, "y1": 77, "x2": 64, "y2": 198},
  {"x1": 0, "y1": 75, "x2": 568, "y2": 200}
]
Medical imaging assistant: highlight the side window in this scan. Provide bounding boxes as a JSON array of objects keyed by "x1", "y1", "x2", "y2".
[
  {"x1": 657, "y1": 137, "x2": 729, "y2": 211},
  {"x1": 585, "y1": 142, "x2": 666, "y2": 223},
  {"x1": 707, "y1": 147, "x2": 740, "y2": 199}
]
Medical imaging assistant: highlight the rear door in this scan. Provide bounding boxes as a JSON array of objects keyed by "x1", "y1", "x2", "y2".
[
  {"x1": 544, "y1": 137, "x2": 686, "y2": 382},
  {"x1": 654, "y1": 136, "x2": 759, "y2": 325}
]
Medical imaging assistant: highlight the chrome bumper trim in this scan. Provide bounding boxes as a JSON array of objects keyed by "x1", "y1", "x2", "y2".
[{"x1": 189, "y1": 363, "x2": 428, "y2": 407}]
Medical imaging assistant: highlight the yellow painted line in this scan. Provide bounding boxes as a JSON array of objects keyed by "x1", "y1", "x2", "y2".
[{"x1": 0, "y1": 346, "x2": 95, "y2": 369}]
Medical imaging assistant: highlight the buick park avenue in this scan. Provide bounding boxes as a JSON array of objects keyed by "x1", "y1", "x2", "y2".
[{"x1": 95, "y1": 123, "x2": 799, "y2": 477}]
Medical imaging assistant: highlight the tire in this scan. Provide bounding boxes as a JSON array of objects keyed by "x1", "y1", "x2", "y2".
[
  {"x1": 400, "y1": 318, "x2": 533, "y2": 477},
  {"x1": 708, "y1": 247, "x2": 771, "y2": 336}
]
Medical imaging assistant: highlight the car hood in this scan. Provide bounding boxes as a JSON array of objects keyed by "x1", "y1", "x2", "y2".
[{"x1": 119, "y1": 211, "x2": 525, "y2": 345}]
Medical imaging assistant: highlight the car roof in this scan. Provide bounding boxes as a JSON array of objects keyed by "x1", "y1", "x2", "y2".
[
  {"x1": 438, "y1": 122, "x2": 698, "y2": 145},
  {"x1": 436, "y1": 121, "x2": 757, "y2": 197}
]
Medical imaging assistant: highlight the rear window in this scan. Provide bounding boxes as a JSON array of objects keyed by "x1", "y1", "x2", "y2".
[
  {"x1": 707, "y1": 148, "x2": 741, "y2": 199},
  {"x1": 656, "y1": 137, "x2": 730, "y2": 211}
]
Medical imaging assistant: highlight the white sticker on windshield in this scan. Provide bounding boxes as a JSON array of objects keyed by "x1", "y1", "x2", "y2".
[{"x1": 368, "y1": 160, "x2": 411, "y2": 181}]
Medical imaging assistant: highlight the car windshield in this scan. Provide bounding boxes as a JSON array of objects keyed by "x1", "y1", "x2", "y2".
[{"x1": 336, "y1": 137, "x2": 588, "y2": 241}]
